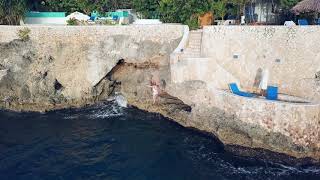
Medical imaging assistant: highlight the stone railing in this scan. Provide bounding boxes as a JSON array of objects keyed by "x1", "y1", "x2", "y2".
[{"x1": 170, "y1": 25, "x2": 189, "y2": 65}]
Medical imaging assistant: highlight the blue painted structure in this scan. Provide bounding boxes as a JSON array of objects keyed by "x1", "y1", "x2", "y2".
[
  {"x1": 266, "y1": 86, "x2": 278, "y2": 100},
  {"x1": 229, "y1": 83, "x2": 255, "y2": 97}
]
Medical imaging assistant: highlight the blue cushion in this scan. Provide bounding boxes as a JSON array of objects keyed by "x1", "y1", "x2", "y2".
[
  {"x1": 266, "y1": 86, "x2": 278, "y2": 100},
  {"x1": 317, "y1": 19, "x2": 320, "y2": 25},
  {"x1": 298, "y1": 19, "x2": 308, "y2": 26},
  {"x1": 229, "y1": 83, "x2": 240, "y2": 93},
  {"x1": 90, "y1": 16, "x2": 96, "y2": 21},
  {"x1": 112, "y1": 15, "x2": 119, "y2": 20},
  {"x1": 229, "y1": 83, "x2": 254, "y2": 97}
]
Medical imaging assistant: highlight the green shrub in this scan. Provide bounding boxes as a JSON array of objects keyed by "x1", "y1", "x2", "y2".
[
  {"x1": 158, "y1": 0, "x2": 210, "y2": 29},
  {"x1": 0, "y1": 0, "x2": 27, "y2": 25},
  {"x1": 104, "y1": 19, "x2": 116, "y2": 25},
  {"x1": 67, "y1": 18, "x2": 78, "y2": 25},
  {"x1": 17, "y1": 27, "x2": 31, "y2": 41},
  {"x1": 185, "y1": 15, "x2": 199, "y2": 30}
]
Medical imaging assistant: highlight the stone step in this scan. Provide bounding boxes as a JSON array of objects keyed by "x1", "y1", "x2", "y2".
[
  {"x1": 185, "y1": 48, "x2": 200, "y2": 51},
  {"x1": 188, "y1": 39, "x2": 201, "y2": 43},
  {"x1": 180, "y1": 31, "x2": 203, "y2": 59},
  {"x1": 188, "y1": 40, "x2": 201, "y2": 45},
  {"x1": 183, "y1": 52, "x2": 200, "y2": 56},
  {"x1": 190, "y1": 32, "x2": 202, "y2": 35},
  {"x1": 181, "y1": 54, "x2": 200, "y2": 58},
  {"x1": 186, "y1": 45, "x2": 200, "y2": 49},
  {"x1": 184, "y1": 48, "x2": 200, "y2": 52},
  {"x1": 186, "y1": 47, "x2": 200, "y2": 52},
  {"x1": 189, "y1": 37, "x2": 201, "y2": 41},
  {"x1": 188, "y1": 46, "x2": 200, "y2": 51},
  {"x1": 189, "y1": 36, "x2": 201, "y2": 40},
  {"x1": 189, "y1": 33, "x2": 202, "y2": 37},
  {"x1": 189, "y1": 42, "x2": 201, "y2": 45}
]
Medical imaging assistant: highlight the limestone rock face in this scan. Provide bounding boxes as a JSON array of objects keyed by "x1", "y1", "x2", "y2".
[{"x1": 0, "y1": 25, "x2": 184, "y2": 111}]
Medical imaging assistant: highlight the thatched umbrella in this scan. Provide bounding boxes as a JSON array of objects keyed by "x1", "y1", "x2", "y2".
[{"x1": 291, "y1": 0, "x2": 320, "y2": 14}]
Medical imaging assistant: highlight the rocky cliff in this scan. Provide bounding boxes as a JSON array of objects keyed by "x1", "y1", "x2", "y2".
[{"x1": 0, "y1": 25, "x2": 183, "y2": 111}]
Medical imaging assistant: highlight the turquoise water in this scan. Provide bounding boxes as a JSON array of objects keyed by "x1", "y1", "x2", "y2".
[{"x1": 0, "y1": 102, "x2": 319, "y2": 180}]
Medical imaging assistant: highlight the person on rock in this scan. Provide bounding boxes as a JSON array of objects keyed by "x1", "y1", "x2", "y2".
[{"x1": 149, "y1": 79, "x2": 160, "y2": 104}]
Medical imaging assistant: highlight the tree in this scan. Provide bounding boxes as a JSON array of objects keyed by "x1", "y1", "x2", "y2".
[
  {"x1": 133, "y1": 0, "x2": 160, "y2": 19},
  {"x1": 212, "y1": 0, "x2": 228, "y2": 20},
  {"x1": 231, "y1": 0, "x2": 251, "y2": 17},
  {"x1": 107, "y1": 0, "x2": 133, "y2": 11},
  {"x1": 280, "y1": 0, "x2": 301, "y2": 10},
  {"x1": 42, "y1": 0, "x2": 97, "y2": 14},
  {"x1": 0, "y1": 0, "x2": 27, "y2": 25},
  {"x1": 158, "y1": 0, "x2": 211, "y2": 28},
  {"x1": 29, "y1": 0, "x2": 133, "y2": 13},
  {"x1": 158, "y1": 0, "x2": 179, "y2": 22},
  {"x1": 278, "y1": 0, "x2": 301, "y2": 23}
]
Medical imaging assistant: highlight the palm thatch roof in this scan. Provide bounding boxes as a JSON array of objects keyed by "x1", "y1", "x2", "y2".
[{"x1": 292, "y1": 0, "x2": 320, "y2": 14}]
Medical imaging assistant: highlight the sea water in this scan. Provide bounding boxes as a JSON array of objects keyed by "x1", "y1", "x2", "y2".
[{"x1": 0, "y1": 102, "x2": 319, "y2": 180}]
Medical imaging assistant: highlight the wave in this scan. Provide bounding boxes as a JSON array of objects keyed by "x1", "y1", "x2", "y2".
[{"x1": 63, "y1": 101, "x2": 124, "y2": 120}]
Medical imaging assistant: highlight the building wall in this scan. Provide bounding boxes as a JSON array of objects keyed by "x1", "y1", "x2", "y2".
[
  {"x1": 24, "y1": 17, "x2": 67, "y2": 25},
  {"x1": 201, "y1": 26, "x2": 320, "y2": 101},
  {"x1": 249, "y1": 0, "x2": 280, "y2": 24},
  {"x1": 169, "y1": 25, "x2": 320, "y2": 160}
]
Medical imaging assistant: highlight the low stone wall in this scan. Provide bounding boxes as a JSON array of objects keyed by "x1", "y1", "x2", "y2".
[
  {"x1": 201, "y1": 26, "x2": 320, "y2": 101},
  {"x1": 168, "y1": 26, "x2": 320, "y2": 160},
  {"x1": 166, "y1": 81, "x2": 320, "y2": 160},
  {"x1": 0, "y1": 25, "x2": 184, "y2": 111}
]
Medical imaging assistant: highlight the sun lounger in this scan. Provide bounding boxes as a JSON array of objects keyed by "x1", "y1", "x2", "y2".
[
  {"x1": 298, "y1": 19, "x2": 308, "y2": 26},
  {"x1": 112, "y1": 15, "x2": 119, "y2": 21},
  {"x1": 266, "y1": 86, "x2": 278, "y2": 100},
  {"x1": 229, "y1": 83, "x2": 255, "y2": 97},
  {"x1": 89, "y1": 16, "x2": 96, "y2": 21},
  {"x1": 284, "y1": 21, "x2": 296, "y2": 26}
]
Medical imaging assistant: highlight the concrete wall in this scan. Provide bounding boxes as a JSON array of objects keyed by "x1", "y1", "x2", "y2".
[
  {"x1": 168, "y1": 26, "x2": 320, "y2": 159},
  {"x1": 24, "y1": 17, "x2": 67, "y2": 25},
  {"x1": 0, "y1": 25, "x2": 184, "y2": 101},
  {"x1": 170, "y1": 57, "x2": 239, "y2": 90},
  {"x1": 167, "y1": 81, "x2": 320, "y2": 159},
  {"x1": 201, "y1": 26, "x2": 320, "y2": 101}
]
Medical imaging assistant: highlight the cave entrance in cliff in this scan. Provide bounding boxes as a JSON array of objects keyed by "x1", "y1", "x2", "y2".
[
  {"x1": 54, "y1": 79, "x2": 63, "y2": 91},
  {"x1": 106, "y1": 59, "x2": 125, "y2": 81}
]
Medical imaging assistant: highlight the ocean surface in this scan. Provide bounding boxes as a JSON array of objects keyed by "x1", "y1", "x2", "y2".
[{"x1": 0, "y1": 102, "x2": 319, "y2": 180}]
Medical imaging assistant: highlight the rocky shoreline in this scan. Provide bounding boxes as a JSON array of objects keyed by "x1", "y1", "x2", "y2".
[{"x1": 0, "y1": 25, "x2": 319, "y2": 162}]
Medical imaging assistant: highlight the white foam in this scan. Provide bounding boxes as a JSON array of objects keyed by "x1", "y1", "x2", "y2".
[{"x1": 88, "y1": 102, "x2": 123, "y2": 119}]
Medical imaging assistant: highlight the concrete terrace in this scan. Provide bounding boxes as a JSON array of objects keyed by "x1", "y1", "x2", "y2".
[{"x1": 169, "y1": 25, "x2": 320, "y2": 159}]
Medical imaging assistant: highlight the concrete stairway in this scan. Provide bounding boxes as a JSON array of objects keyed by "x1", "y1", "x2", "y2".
[{"x1": 182, "y1": 30, "x2": 202, "y2": 58}]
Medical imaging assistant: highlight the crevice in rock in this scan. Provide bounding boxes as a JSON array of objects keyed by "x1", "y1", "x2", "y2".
[
  {"x1": 48, "y1": 56, "x2": 54, "y2": 63},
  {"x1": 315, "y1": 71, "x2": 320, "y2": 80},
  {"x1": 43, "y1": 71, "x2": 48, "y2": 78},
  {"x1": 92, "y1": 59, "x2": 125, "y2": 101},
  {"x1": 54, "y1": 79, "x2": 63, "y2": 91}
]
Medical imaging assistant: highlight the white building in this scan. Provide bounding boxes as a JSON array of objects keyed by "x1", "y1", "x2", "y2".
[{"x1": 246, "y1": 0, "x2": 280, "y2": 24}]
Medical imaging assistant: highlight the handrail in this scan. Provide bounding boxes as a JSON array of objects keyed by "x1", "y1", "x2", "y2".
[{"x1": 172, "y1": 25, "x2": 189, "y2": 54}]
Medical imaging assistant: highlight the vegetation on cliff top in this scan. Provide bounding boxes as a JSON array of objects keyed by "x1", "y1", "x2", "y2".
[
  {"x1": 0, "y1": 0, "x2": 27, "y2": 25},
  {"x1": 0, "y1": 0, "x2": 302, "y2": 26}
]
